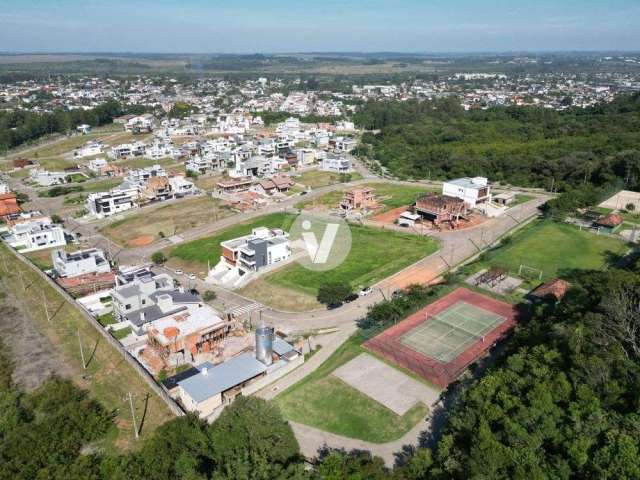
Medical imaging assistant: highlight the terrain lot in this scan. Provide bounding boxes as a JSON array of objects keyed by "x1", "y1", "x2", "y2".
[
  {"x1": 166, "y1": 212, "x2": 296, "y2": 272},
  {"x1": 275, "y1": 334, "x2": 429, "y2": 443},
  {"x1": 295, "y1": 170, "x2": 361, "y2": 189},
  {"x1": 102, "y1": 196, "x2": 234, "y2": 247},
  {"x1": 265, "y1": 224, "x2": 439, "y2": 296},
  {"x1": 0, "y1": 245, "x2": 174, "y2": 452},
  {"x1": 477, "y1": 220, "x2": 628, "y2": 280}
]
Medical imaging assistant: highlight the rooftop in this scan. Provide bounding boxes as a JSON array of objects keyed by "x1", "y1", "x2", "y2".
[{"x1": 178, "y1": 352, "x2": 267, "y2": 403}]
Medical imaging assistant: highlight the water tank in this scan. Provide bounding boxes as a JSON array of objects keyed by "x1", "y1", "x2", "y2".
[{"x1": 255, "y1": 324, "x2": 274, "y2": 366}]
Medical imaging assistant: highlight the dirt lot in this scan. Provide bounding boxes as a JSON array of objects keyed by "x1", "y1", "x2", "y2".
[
  {"x1": 0, "y1": 287, "x2": 73, "y2": 391},
  {"x1": 101, "y1": 196, "x2": 234, "y2": 247}
]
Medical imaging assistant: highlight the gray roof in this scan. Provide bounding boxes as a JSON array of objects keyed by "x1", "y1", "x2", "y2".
[
  {"x1": 178, "y1": 353, "x2": 267, "y2": 403},
  {"x1": 148, "y1": 290, "x2": 200, "y2": 304},
  {"x1": 128, "y1": 304, "x2": 187, "y2": 327},
  {"x1": 115, "y1": 284, "x2": 141, "y2": 299},
  {"x1": 272, "y1": 337, "x2": 295, "y2": 357}
]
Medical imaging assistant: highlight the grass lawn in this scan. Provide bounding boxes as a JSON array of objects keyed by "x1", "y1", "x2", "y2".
[
  {"x1": 37, "y1": 157, "x2": 80, "y2": 171},
  {"x1": 166, "y1": 212, "x2": 297, "y2": 272},
  {"x1": 194, "y1": 174, "x2": 224, "y2": 192},
  {"x1": 295, "y1": 170, "x2": 362, "y2": 188},
  {"x1": 82, "y1": 177, "x2": 124, "y2": 193},
  {"x1": 620, "y1": 211, "x2": 640, "y2": 224},
  {"x1": 266, "y1": 224, "x2": 439, "y2": 296},
  {"x1": 0, "y1": 245, "x2": 174, "y2": 451},
  {"x1": 511, "y1": 194, "x2": 535, "y2": 207},
  {"x1": 102, "y1": 196, "x2": 234, "y2": 247},
  {"x1": 275, "y1": 334, "x2": 428, "y2": 442},
  {"x1": 114, "y1": 156, "x2": 177, "y2": 170},
  {"x1": 362, "y1": 182, "x2": 437, "y2": 211},
  {"x1": 111, "y1": 326, "x2": 132, "y2": 340},
  {"x1": 295, "y1": 190, "x2": 344, "y2": 210},
  {"x1": 237, "y1": 278, "x2": 323, "y2": 312},
  {"x1": 480, "y1": 220, "x2": 628, "y2": 280}
]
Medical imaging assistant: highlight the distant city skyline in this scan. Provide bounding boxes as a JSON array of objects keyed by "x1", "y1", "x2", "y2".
[{"x1": 2, "y1": 0, "x2": 639, "y2": 53}]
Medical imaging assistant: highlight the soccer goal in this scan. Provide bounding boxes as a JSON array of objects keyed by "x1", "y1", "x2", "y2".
[{"x1": 518, "y1": 264, "x2": 543, "y2": 281}]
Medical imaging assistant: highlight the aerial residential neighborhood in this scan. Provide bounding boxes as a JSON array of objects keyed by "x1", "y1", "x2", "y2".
[{"x1": 1, "y1": 2, "x2": 640, "y2": 479}]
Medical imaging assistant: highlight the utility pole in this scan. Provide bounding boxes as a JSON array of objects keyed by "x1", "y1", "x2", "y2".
[
  {"x1": 77, "y1": 329, "x2": 86, "y2": 369},
  {"x1": 42, "y1": 290, "x2": 50, "y2": 323},
  {"x1": 17, "y1": 268, "x2": 26, "y2": 291},
  {"x1": 128, "y1": 392, "x2": 139, "y2": 440}
]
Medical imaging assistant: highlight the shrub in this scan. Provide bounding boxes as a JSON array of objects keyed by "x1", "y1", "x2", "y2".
[{"x1": 151, "y1": 251, "x2": 167, "y2": 265}]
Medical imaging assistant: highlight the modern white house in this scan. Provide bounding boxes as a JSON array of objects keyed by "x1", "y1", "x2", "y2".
[
  {"x1": 109, "y1": 142, "x2": 146, "y2": 159},
  {"x1": 321, "y1": 155, "x2": 352, "y2": 173},
  {"x1": 5, "y1": 217, "x2": 66, "y2": 252},
  {"x1": 124, "y1": 114, "x2": 155, "y2": 133},
  {"x1": 85, "y1": 186, "x2": 139, "y2": 218},
  {"x1": 76, "y1": 141, "x2": 103, "y2": 158},
  {"x1": 208, "y1": 227, "x2": 291, "y2": 288},
  {"x1": 87, "y1": 158, "x2": 109, "y2": 173},
  {"x1": 52, "y1": 248, "x2": 111, "y2": 278},
  {"x1": 168, "y1": 175, "x2": 196, "y2": 197},
  {"x1": 442, "y1": 177, "x2": 492, "y2": 209}
]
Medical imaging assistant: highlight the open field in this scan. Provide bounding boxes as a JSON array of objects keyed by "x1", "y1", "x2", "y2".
[
  {"x1": 477, "y1": 220, "x2": 629, "y2": 281},
  {"x1": 102, "y1": 196, "x2": 234, "y2": 247},
  {"x1": 363, "y1": 182, "x2": 438, "y2": 211},
  {"x1": 166, "y1": 212, "x2": 296, "y2": 272},
  {"x1": 236, "y1": 278, "x2": 323, "y2": 312},
  {"x1": 266, "y1": 225, "x2": 439, "y2": 296},
  {"x1": 194, "y1": 174, "x2": 225, "y2": 192},
  {"x1": 295, "y1": 170, "x2": 361, "y2": 189},
  {"x1": 296, "y1": 182, "x2": 436, "y2": 212},
  {"x1": 0, "y1": 245, "x2": 174, "y2": 452},
  {"x1": 275, "y1": 334, "x2": 429, "y2": 442},
  {"x1": 81, "y1": 177, "x2": 124, "y2": 193}
]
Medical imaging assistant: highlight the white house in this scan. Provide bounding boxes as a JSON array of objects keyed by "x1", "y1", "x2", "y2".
[
  {"x1": 76, "y1": 124, "x2": 92, "y2": 135},
  {"x1": 296, "y1": 148, "x2": 316, "y2": 166},
  {"x1": 169, "y1": 175, "x2": 195, "y2": 197},
  {"x1": 124, "y1": 114, "x2": 155, "y2": 133},
  {"x1": 208, "y1": 227, "x2": 291, "y2": 288},
  {"x1": 321, "y1": 155, "x2": 351, "y2": 173},
  {"x1": 52, "y1": 248, "x2": 111, "y2": 278},
  {"x1": 109, "y1": 142, "x2": 146, "y2": 159},
  {"x1": 5, "y1": 217, "x2": 66, "y2": 253},
  {"x1": 0, "y1": 181, "x2": 10, "y2": 195},
  {"x1": 87, "y1": 158, "x2": 109, "y2": 174},
  {"x1": 85, "y1": 187, "x2": 139, "y2": 218},
  {"x1": 76, "y1": 141, "x2": 103, "y2": 158},
  {"x1": 442, "y1": 177, "x2": 492, "y2": 209}
]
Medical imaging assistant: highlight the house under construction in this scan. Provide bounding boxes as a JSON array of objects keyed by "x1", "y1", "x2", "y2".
[
  {"x1": 341, "y1": 187, "x2": 377, "y2": 211},
  {"x1": 414, "y1": 193, "x2": 468, "y2": 228}
]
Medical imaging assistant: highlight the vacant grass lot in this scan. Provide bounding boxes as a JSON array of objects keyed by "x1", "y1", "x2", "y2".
[
  {"x1": 102, "y1": 196, "x2": 234, "y2": 247},
  {"x1": 296, "y1": 170, "x2": 362, "y2": 188},
  {"x1": 296, "y1": 182, "x2": 437, "y2": 212},
  {"x1": 480, "y1": 220, "x2": 628, "y2": 280},
  {"x1": 0, "y1": 245, "x2": 174, "y2": 452},
  {"x1": 363, "y1": 182, "x2": 437, "y2": 211},
  {"x1": 267, "y1": 224, "x2": 439, "y2": 296},
  {"x1": 166, "y1": 212, "x2": 296, "y2": 272},
  {"x1": 275, "y1": 334, "x2": 428, "y2": 442}
]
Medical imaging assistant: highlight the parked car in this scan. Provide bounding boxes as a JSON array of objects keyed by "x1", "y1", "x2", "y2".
[
  {"x1": 327, "y1": 302, "x2": 342, "y2": 310},
  {"x1": 392, "y1": 289, "x2": 404, "y2": 299},
  {"x1": 344, "y1": 293, "x2": 359, "y2": 303},
  {"x1": 188, "y1": 274, "x2": 196, "y2": 280},
  {"x1": 174, "y1": 269, "x2": 183, "y2": 275},
  {"x1": 359, "y1": 286, "x2": 372, "y2": 297}
]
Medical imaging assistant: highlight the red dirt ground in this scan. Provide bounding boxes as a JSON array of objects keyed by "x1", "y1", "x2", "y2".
[
  {"x1": 371, "y1": 206, "x2": 488, "y2": 232},
  {"x1": 364, "y1": 287, "x2": 520, "y2": 389},
  {"x1": 371, "y1": 205, "x2": 410, "y2": 223},
  {"x1": 128, "y1": 235, "x2": 155, "y2": 247}
]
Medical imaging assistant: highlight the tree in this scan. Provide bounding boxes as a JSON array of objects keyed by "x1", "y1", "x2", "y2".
[
  {"x1": 151, "y1": 251, "x2": 166, "y2": 265},
  {"x1": 203, "y1": 291, "x2": 216, "y2": 302},
  {"x1": 50, "y1": 214, "x2": 63, "y2": 224},
  {"x1": 317, "y1": 281, "x2": 352, "y2": 305},
  {"x1": 626, "y1": 203, "x2": 636, "y2": 212}
]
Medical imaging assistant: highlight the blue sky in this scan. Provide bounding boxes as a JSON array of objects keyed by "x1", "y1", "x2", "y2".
[{"x1": 1, "y1": 0, "x2": 639, "y2": 53}]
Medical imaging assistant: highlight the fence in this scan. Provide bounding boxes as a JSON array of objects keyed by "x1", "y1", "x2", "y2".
[{"x1": 2, "y1": 241, "x2": 184, "y2": 417}]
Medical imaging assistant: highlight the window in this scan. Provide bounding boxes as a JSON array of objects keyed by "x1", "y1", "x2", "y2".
[{"x1": 125, "y1": 304, "x2": 131, "y2": 310}]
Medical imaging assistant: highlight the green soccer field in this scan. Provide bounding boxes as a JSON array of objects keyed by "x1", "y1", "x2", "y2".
[{"x1": 482, "y1": 220, "x2": 628, "y2": 280}]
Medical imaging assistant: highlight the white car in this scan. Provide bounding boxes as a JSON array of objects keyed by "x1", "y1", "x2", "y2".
[
  {"x1": 174, "y1": 269, "x2": 183, "y2": 275},
  {"x1": 188, "y1": 274, "x2": 197, "y2": 280},
  {"x1": 359, "y1": 287, "x2": 372, "y2": 297}
]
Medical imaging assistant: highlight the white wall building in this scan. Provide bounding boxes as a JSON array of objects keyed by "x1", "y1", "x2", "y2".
[
  {"x1": 321, "y1": 155, "x2": 352, "y2": 173},
  {"x1": 85, "y1": 187, "x2": 139, "y2": 218},
  {"x1": 5, "y1": 218, "x2": 66, "y2": 253},
  {"x1": 52, "y1": 248, "x2": 111, "y2": 278},
  {"x1": 442, "y1": 177, "x2": 492, "y2": 209}
]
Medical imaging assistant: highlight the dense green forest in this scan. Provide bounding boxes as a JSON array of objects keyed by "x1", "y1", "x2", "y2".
[
  {"x1": 3, "y1": 255, "x2": 639, "y2": 479},
  {"x1": 0, "y1": 100, "x2": 144, "y2": 153},
  {"x1": 354, "y1": 94, "x2": 640, "y2": 192}
]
